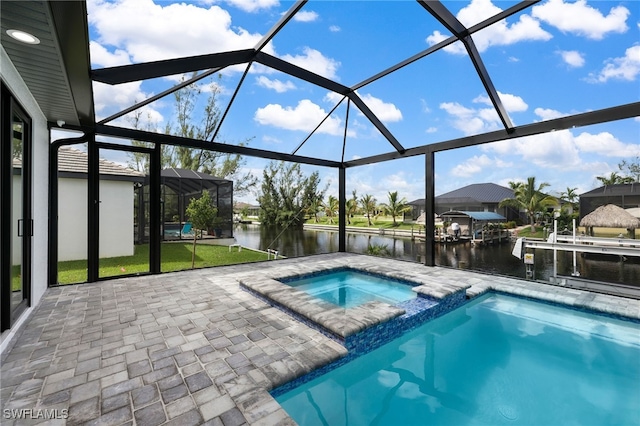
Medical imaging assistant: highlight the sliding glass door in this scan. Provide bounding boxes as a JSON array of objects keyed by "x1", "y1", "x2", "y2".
[{"x1": 1, "y1": 88, "x2": 31, "y2": 331}]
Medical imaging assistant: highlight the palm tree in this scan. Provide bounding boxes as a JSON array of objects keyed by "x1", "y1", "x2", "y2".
[
  {"x1": 379, "y1": 191, "x2": 412, "y2": 225},
  {"x1": 596, "y1": 171, "x2": 634, "y2": 185},
  {"x1": 345, "y1": 190, "x2": 359, "y2": 225},
  {"x1": 345, "y1": 199, "x2": 358, "y2": 225},
  {"x1": 307, "y1": 197, "x2": 323, "y2": 223},
  {"x1": 360, "y1": 194, "x2": 377, "y2": 227},
  {"x1": 499, "y1": 176, "x2": 557, "y2": 233},
  {"x1": 323, "y1": 195, "x2": 339, "y2": 224},
  {"x1": 508, "y1": 180, "x2": 524, "y2": 191},
  {"x1": 559, "y1": 187, "x2": 579, "y2": 212}
]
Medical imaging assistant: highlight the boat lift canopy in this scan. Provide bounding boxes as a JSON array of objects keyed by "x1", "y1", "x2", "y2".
[{"x1": 440, "y1": 211, "x2": 506, "y2": 221}]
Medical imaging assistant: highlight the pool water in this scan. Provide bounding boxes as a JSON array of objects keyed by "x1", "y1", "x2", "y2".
[
  {"x1": 282, "y1": 270, "x2": 417, "y2": 308},
  {"x1": 276, "y1": 293, "x2": 640, "y2": 425}
]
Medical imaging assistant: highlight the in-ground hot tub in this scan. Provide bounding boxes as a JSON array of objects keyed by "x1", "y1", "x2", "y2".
[{"x1": 279, "y1": 268, "x2": 417, "y2": 308}]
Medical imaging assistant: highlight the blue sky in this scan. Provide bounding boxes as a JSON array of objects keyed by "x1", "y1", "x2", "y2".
[{"x1": 83, "y1": 0, "x2": 640, "y2": 204}]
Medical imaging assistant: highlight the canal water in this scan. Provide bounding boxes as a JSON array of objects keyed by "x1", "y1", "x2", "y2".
[{"x1": 233, "y1": 224, "x2": 640, "y2": 286}]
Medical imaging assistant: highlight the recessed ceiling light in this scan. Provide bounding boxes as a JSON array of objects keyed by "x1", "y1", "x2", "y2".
[{"x1": 6, "y1": 29, "x2": 40, "y2": 45}]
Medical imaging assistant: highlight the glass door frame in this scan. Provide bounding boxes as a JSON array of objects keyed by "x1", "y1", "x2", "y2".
[
  {"x1": 48, "y1": 139, "x2": 161, "y2": 285},
  {"x1": 91, "y1": 141, "x2": 161, "y2": 280},
  {"x1": 1, "y1": 83, "x2": 32, "y2": 332}
]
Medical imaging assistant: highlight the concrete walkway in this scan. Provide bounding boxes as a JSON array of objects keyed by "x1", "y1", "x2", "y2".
[{"x1": 1, "y1": 253, "x2": 638, "y2": 425}]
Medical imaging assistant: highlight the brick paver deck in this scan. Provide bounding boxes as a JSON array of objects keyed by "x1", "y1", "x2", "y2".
[{"x1": 1, "y1": 253, "x2": 638, "y2": 425}]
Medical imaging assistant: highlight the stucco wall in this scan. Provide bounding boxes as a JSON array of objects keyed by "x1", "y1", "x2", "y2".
[{"x1": 57, "y1": 177, "x2": 135, "y2": 261}]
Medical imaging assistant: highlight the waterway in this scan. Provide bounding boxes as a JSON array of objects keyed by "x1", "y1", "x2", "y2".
[{"x1": 233, "y1": 224, "x2": 640, "y2": 286}]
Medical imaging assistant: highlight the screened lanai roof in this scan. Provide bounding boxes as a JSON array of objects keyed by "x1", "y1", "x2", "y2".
[
  {"x1": 2, "y1": 0, "x2": 637, "y2": 168},
  {"x1": 160, "y1": 168, "x2": 232, "y2": 195}
]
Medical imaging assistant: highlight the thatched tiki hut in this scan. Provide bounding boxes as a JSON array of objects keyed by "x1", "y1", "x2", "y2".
[{"x1": 580, "y1": 204, "x2": 640, "y2": 238}]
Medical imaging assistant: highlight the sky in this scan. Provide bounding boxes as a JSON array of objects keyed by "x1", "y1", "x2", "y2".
[{"x1": 79, "y1": 0, "x2": 640, "y2": 204}]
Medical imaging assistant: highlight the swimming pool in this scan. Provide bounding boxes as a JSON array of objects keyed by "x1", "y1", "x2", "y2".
[
  {"x1": 281, "y1": 269, "x2": 417, "y2": 308},
  {"x1": 276, "y1": 293, "x2": 640, "y2": 425}
]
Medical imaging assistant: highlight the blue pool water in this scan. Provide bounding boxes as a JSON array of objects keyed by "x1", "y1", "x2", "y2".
[
  {"x1": 282, "y1": 270, "x2": 417, "y2": 308},
  {"x1": 276, "y1": 294, "x2": 640, "y2": 425}
]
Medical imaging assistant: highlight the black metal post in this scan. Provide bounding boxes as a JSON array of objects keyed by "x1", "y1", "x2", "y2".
[
  {"x1": 87, "y1": 134, "x2": 99, "y2": 282},
  {"x1": 149, "y1": 143, "x2": 161, "y2": 273},
  {"x1": 339, "y1": 166, "x2": 346, "y2": 252},
  {"x1": 425, "y1": 151, "x2": 435, "y2": 266}
]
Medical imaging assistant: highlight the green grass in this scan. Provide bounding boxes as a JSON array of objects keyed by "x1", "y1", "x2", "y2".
[
  {"x1": 307, "y1": 215, "x2": 418, "y2": 230},
  {"x1": 515, "y1": 226, "x2": 546, "y2": 239},
  {"x1": 54, "y1": 243, "x2": 269, "y2": 285}
]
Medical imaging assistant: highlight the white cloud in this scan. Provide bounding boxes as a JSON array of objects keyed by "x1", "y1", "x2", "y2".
[
  {"x1": 558, "y1": 50, "x2": 585, "y2": 68},
  {"x1": 280, "y1": 47, "x2": 340, "y2": 79},
  {"x1": 441, "y1": 102, "x2": 492, "y2": 134},
  {"x1": 426, "y1": 127, "x2": 438, "y2": 134},
  {"x1": 92, "y1": 81, "x2": 163, "y2": 125},
  {"x1": 90, "y1": 41, "x2": 131, "y2": 67},
  {"x1": 256, "y1": 76, "x2": 296, "y2": 93},
  {"x1": 482, "y1": 130, "x2": 582, "y2": 169},
  {"x1": 472, "y1": 92, "x2": 527, "y2": 113},
  {"x1": 357, "y1": 93, "x2": 403, "y2": 123},
  {"x1": 574, "y1": 132, "x2": 640, "y2": 157},
  {"x1": 589, "y1": 45, "x2": 640, "y2": 82},
  {"x1": 442, "y1": 91, "x2": 526, "y2": 134},
  {"x1": 531, "y1": 0, "x2": 629, "y2": 40},
  {"x1": 426, "y1": 0, "x2": 551, "y2": 54},
  {"x1": 534, "y1": 108, "x2": 567, "y2": 121},
  {"x1": 88, "y1": 0, "x2": 263, "y2": 64},
  {"x1": 294, "y1": 10, "x2": 318, "y2": 22},
  {"x1": 481, "y1": 129, "x2": 639, "y2": 171},
  {"x1": 451, "y1": 154, "x2": 513, "y2": 177},
  {"x1": 261, "y1": 135, "x2": 282, "y2": 145},
  {"x1": 254, "y1": 99, "x2": 347, "y2": 135},
  {"x1": 329, "y1": 25, "x2": 341, "y2": 33},
  {"x1": 221, "y1": 0, "x2": 279, "y2": 13},
  {"x1": 324, "y1": 91, "x2": 346, "y2": 105}
]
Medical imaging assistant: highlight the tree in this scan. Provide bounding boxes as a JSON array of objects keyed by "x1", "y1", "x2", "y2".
[
  {"x1": 257, "y1": 161, "x2": 326, "y2": 228},
  {"x1": 185, "y1": 191, "x2": 217, "y2": 269},
  {"x1": 508, "y1": 180, "x2": 524, "y2": 191},
  {"x1": 323, "y1": 195, "x2": 339, "y2": 224},
  {"x1": 344, "y1": 190, "x2": 358, "y2": 225},
  {"x1": 379, "y1": 191, "x2": 412, "y2": 225},
  {"x1": 499, "y1": 176, "x2": 557, "y2": 233},
  {"x1": 559, "y1": 187, "x2": 579, "y2": 213},
  {"x1": 360, "y1": 194, "x2": 377, "y2": 227},
  {"x1": 308, "y1": 197, "x2": 323, "y2": 223},
  {"x1": 596, "y1": 171, "x2": 634, "y2": 186},
  {"x1": 618, "y1": 156, "x2": 640, "y2": 183},
  {"x1": 127, "y1": 74, "x2": 257, "y2": 195}
]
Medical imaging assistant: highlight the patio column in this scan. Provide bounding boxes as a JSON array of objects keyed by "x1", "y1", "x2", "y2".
[
  {"x1": 339, "y1": 165, "x2": 346, "y2": 252},
  {"x1": 149, "y1": 143, "x2": 161, "y2": 273},
  {"x1": 424, "y1": 151, "x2": 435, "y2": 266}
]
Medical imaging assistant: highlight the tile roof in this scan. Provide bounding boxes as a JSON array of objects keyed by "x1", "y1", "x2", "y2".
[
  {"x1": 13, "y1": 146, "x2": 144, "y2": 178},
  {"x1": 59, "y1": 146, "x2": 144, "y2": 177},
  {"x1": 436, "y1": 183, "x2": 513, "y2": 204}
]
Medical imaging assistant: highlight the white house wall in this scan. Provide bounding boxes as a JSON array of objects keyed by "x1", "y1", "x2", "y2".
[
  {"x1": 58, "y1": 177, "x2": 135, "y2": 261},
  {"x1": 1, "y1": 46, "x2": 49, "y2": 350},
  {"x1": 99, "y1": 179, "x2": 135, "y2": 259}
]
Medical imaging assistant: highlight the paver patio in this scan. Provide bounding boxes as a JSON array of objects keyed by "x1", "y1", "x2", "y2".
[{"x1": 1, "y1": 253, "x2": 638, "y2": 425}]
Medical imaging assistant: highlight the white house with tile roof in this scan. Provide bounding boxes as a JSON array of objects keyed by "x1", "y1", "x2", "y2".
[{"x1": 13, "y1": 146, "x2": 144, "y2": 263}]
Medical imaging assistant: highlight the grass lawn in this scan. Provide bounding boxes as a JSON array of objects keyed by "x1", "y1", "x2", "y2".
[
  {"x1": 307, "y1": 215, "x2": 418, "y2": 230},
  {"x1": 54, "y1": 242, "x2": 269, "y2": 285},
  {"x1": 514, "y1": 226, "x2": 546, "y2": 239}
]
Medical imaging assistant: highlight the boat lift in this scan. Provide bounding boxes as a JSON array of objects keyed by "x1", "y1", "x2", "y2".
[{"x1": 512, "y1": 219, "x2": 640, "y2": 282}]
